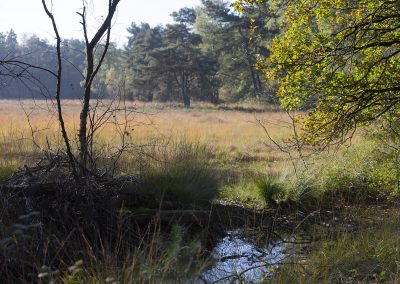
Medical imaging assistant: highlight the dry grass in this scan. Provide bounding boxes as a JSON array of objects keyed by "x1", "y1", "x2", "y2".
[
  {"x1": 2, "y1": 100, "x2": 398, "y2": 283},
  {"x1": 0, "y1": 100, "x2": 290, "y2": 145},
  {"x1": 0, "y1": 99, "x2": 299, "y2": 208},
  {"x1": 0, "y1": 99, "x2": 293, "y2": 172},
  {"x1": 0, "y1": 99, "x2": 296, "y2": 281}
]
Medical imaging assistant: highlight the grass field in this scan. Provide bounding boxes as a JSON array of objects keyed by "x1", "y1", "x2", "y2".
[
  {"x1": 0, "y1": 100, "x2": 294, "y2": 202},
  {"x1": 1, "y1": 99, "x2": 397, "y2": 205},
  {"x1": 1, "y1": 99, "x2": 399, "y2": 283},
  {"x1": 0, "y1": 99, "x2": 290, "y2": 149},
  {"x1": 0, "y1": 99, "x2": 297, "y2": 282}
]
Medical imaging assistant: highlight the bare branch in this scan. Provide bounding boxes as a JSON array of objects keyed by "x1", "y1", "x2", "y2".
[{"x1": 42, "y1": 0, "x2": 79, "y2": 181}]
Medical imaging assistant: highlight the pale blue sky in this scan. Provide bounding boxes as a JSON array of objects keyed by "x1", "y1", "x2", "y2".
[{"x1": 0, "y1": 0, "x2": 202, "y2": 46}]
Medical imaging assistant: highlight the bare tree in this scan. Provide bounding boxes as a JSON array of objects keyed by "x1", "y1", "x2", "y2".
[
  {"x1": 41, "y1": 0, "x2": 122, "y2": 179},
  {"x1": 76, "y1": 0, "x2": 121, "y2": 171},
  {"x1": 41, "y1": 0, "x2": 78, "y2": 180}
]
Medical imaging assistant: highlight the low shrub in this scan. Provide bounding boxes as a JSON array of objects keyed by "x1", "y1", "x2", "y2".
[
  {"x1": 271, "y1": 222, "x2": 400, "y2": 283},
  {"x1": 285, "y1": 175, "x2": 320, "y2": 207},
  {"x1": 0, "y1": 214, "x2": 207, "y2": 283},
  {"x1": 138, "y1": 140, "x2": 220, "y2": 204},
  {"x1": 255, "y1": 177, "x2": 286, "y2": 206},
  {"x1": 284, "y1": 139, "x2": 400, "y2": 207}
]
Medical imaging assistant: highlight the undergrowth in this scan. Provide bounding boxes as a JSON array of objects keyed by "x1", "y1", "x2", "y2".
[
  {"x1": 271, "y1": 219, "x2": 400, "y2": 283},
  {"x1": 128, "y1": 139, "x2": 220, "y2": 204},
  {"x1": 242, "y1": 138, "x2": 400, "y2": 209},
  {"x1": 0, "y1": 204, "x2": 209, "y2": 283},
  {"x1": 1, "y1": 105, "x2": 400, "y2": 283},
  {"x1": 0, "y1": 163, "x2": 17, "y2": 181}
]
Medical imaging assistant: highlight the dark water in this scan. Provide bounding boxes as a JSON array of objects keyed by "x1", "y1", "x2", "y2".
[{"x1": 201, "y1": 229, "x2": 287, "y2": 283}]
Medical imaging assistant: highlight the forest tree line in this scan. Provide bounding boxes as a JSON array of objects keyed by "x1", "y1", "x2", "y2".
[{"x1": 0, "y1": 0, "x2": 279, "y2": 106}]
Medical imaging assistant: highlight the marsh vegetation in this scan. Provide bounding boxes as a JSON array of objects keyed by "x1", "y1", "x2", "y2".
[
  {"x1": 0, "y1": 100, "x2": 399, "y2": 283},
  {"x1": 1, "y1": 0, "x2": 400, "y2": 283}
]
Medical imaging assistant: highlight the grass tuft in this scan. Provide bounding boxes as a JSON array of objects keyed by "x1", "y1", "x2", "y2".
[
  {"x1": 272, "y1": 220, "x2": 400, "y2": 283},
  {"x1": 138, "y1": 140, "x2": 220, "y2": 204},
  {"x1": 255, "y1": 177, "x2": 286, "y2": 206},
  {"x1": 0, "y1": 163, "x2": 17, "y2": 181}
]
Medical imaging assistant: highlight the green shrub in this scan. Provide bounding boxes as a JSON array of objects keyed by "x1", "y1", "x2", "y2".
[
  {"x1": 284, "y1": 139, "x2": 399, "y2": 206},
  {"x1": 285, "y1": 175, "x2": 320, "y2": 207},
  {"x1": 139, "y1": 140, "x2": 220, "y2": 204},
  {"x1": 271, "y1": 222, "x2": 400, "y2": 283},
  {"x1": 255, "y1": 177, "x2": 286, "y2": 206},
  {"x1": 218, "y1": 180, "x2": 264, "y2": 207}
]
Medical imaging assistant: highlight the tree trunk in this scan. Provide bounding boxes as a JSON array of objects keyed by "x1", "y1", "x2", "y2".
[
  {"x1": 147, "y1": 92, "x2": 153, "y2": 102},
  {"x1": 247, "y1": 58, "x2": 261, "y2": 102},
  {"x1": 42, "y1": 0, "x2": 79, "y2": 181},
  {"x1": 79, "y1": 46, "x2": 94, "y2": 170},
  {"x1": 181, "y1": 72, "x2": 190, "y2": 108},
  {"x1": 211, "y1": 89, "x2": 219, "y2": 104},
  {"x1": 77, "y1": 0, "x2": 120, "y2": 173}
]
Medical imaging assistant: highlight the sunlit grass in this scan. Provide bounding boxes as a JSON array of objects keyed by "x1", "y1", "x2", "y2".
[
  {"x1": 0, "y1": 99, "x2": 293, "y2": 176},
  {"x1": 272, "y1": 208, "x2": 400, "y2": 283},
  {"x1": 2, "y1": 100, "x2": 399, "y2": 207},
  {"x1": 1, "y1": 100, "x2": 399, "y2": 283}
]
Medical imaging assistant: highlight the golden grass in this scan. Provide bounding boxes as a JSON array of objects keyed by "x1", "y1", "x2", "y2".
[
  {"x1": 0, "y1": 99, "x2": 295, "y2": 180},
  {"x1": 0, "y1": 100, "x2": 293, "y2": 147}
]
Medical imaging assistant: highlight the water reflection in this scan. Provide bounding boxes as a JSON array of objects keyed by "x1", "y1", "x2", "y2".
[{"x1": 202, "y1": 229, "x2": 286, "y2": 283}]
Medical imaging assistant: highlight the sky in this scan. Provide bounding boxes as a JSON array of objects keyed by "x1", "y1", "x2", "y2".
[{"x1": 0, "y1": 0, "x2": 202, "y2": 47}]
